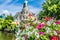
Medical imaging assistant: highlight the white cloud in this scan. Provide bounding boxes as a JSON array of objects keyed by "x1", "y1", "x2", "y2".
[
  {"x1": 5, "y1": 0, "x2": 12, "y2": 4},
  {"x1": 0, "y1": 0, "x2": 12, "y2": 5},
  {"x1": 7, "y1": 5, "x2": 23, "y2": 16},
  {"x1": 0, "y1": 4, "x2": 23, "y2": 16},
  {"x1": 3, "y1": 10, "x2": 10, "y2": 15},
  {"x1": 0, "y1": 0, "x2": 22, "y2": 16},
  {"x1": 0, "y1": 4, "x2": 41, "y2": 16},
  {"x1": 0, "y1": 0, "x2": 19, "y2": 5},
  {"x1": 0, "y1": 0, "x2": 41, "y2": 16},
  {"x1": 29, "y1": 6, "x2": 42, "y2": 15}
]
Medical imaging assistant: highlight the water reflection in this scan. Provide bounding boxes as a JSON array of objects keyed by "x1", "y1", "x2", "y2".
[{"x1": 0, "y1": 31, "x2": 15, "y2": 40}]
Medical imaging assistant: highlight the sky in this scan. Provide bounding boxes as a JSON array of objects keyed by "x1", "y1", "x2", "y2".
[{"x1": 0, "y1": 0, "x2": 45, "y2": 16}]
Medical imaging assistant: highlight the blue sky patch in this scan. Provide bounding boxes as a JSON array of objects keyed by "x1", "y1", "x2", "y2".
[{"x1": 0, "y1": 0, "x2": 45, "y2": 15}]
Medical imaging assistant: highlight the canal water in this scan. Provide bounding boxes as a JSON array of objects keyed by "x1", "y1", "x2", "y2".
[{"x1": 0, "y1": 31, "x2": 15, "y2": 40}]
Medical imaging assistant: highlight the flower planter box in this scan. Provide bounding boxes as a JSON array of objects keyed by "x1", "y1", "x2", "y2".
[{"x1": 50, "y1": 36, "x2": 59, "y2": 40}]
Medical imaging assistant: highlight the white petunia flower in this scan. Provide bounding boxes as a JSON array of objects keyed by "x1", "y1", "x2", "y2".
[
  {"x1": 15, "y1": 37, "x2": 20, "y2": 40},
  {"x1": 53, "y1": 31, "x2": 57, "y2": 35},
  {"x1": 47, "y1": 19, "x2": 53, "y2": 26},
  {"x1": 36, "y1": 33, "x2": 39, "y2": 39},
  {"x1": 27, "y1": 31, "x2": 32, "y2": 38},
  {"x1": 46, "y1": 27, "x2": 51, "y2": 33},
  {"x1": 47, "y1": 21, "x2": 51, "y2": 26}
]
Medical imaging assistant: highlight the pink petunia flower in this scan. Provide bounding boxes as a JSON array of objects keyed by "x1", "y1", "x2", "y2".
[
  {"x1": 26, "y1": 23, "x2": 29, "y2": 26},
  {"x1": 38, "y1": 32, "x2": 44, "y2": 36},
  {"x1": 24, "y1": 35, "x2": 27, "y2": 40},
  {"x1": 55, "y1": 20, "x2": 60, "y2": 25},
  {"x1": 21, "y1": 27, "x2": 25, "y2": 30},
  {"x1": 37, "y1": 22, "x2": 45, "y2": 30}
]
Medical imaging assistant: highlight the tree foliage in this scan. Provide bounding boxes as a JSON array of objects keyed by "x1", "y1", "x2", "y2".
[
  {"x1": 38, "y1": 11, "x2": 46, "y2": 20},
  {"x1": 5, "y1": 15, "x2": 14, "y2": 21},
  {"x1": 0, "y1": 18, "x2": 16, "y2": 31},
  {"x1": 38, "y1": 0, "x2": 60, "y2": 19}
]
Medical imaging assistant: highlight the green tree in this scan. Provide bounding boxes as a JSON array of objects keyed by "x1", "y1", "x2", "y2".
[
  {"x1": 3, "y1": 20, "x2": 16, "y2": 31},
  {"x1": 38, "y1": 0, "x2": 60, "y2": 19},
  {"x1": 0, "y1": 18, "x2": 3, "y2": 30},
  {"x1": 38, "y1": 11, "x2": 46, "y2": 20},
  {"x1": 5, "y1": 15, "x2": 14, "y2": 21},
  {"x1": 0, "y1": 18, "x2": 16, "y2": 31}
]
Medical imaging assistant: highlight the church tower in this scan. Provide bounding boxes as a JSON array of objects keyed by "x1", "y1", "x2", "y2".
[
  {"x1": 22, "y1": 0, "x2": 29, "y2": 14},
  {"x1": 23, "y1": 0, "x2": 28, "y2": 8},
  {"x1": 14, "y1": 0, "x2": 36, "y2": 22},
  {"x1": 21, "y1": 0, "x2": 29, "y2": 20}
]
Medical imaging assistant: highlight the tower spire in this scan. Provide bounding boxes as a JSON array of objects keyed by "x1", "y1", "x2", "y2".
[{"x1": 23, "y1": 0, "x2": 28, "y2": 8}]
